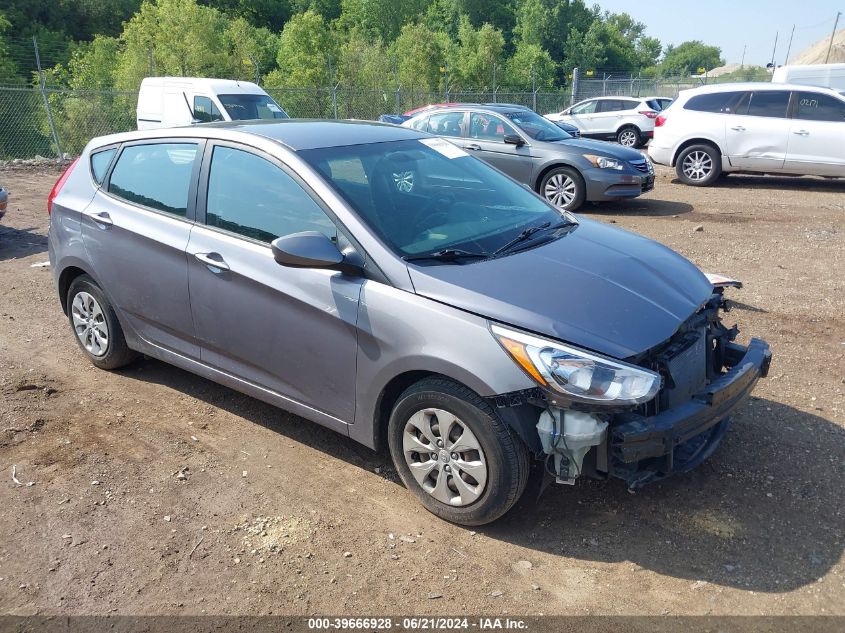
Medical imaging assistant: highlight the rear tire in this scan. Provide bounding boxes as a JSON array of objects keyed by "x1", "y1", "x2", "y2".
[
  {"x1": 387, "y1": 377, "x2": 530, "y2": 526},
  {"x1": 676, "y1": 144, "x2": 722, "y2": 186},
  {"x1": 539, "y1": 166, "x2": 586, "y2": 211},
  {"x1": 617, "y1": 125, "x2": 641, "y2": 148},
  {"x1": 67, "y1": 275, "x2": 136, "y2": 370}
]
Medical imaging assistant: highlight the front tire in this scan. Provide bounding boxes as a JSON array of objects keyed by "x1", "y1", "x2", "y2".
[
  {"x1": 387, "y1": 377, "x2": 530, "y2": 526},
  {"x1": 676, "y1": 144, "x2": 722, "y2": 186},
  {"x1": 67, "y1": 275, "x2": 136, "y2": 370},
  {"x1": 617, "y1": 125, "x2": 641, "y2": 148},
  {"x1": 539, "y1": 166, "x2": 586, "y2": 211}
]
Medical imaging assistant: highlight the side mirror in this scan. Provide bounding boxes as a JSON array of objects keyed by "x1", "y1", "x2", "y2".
[
  {"x1": 271, "y1": 231, "x2": 345, "y2": 269},
  {"x1": 503, "y1": 133, "x2": 525, "y2": 147}
]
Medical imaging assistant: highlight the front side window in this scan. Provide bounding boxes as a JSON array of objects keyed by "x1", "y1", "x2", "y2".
[
  {"x1": 743, "y1": 91, "x2": 790, "y2": 118},
  {"x1": 299, "y1": 139, "x2": 568, "y2": 260},
  {"x1": 108, "y1": 143, "x2": 198, "y2": 217},
  {"x1": 193, "y1": 95, "x2": 223, "y2": 122},
  {"x1": 794, "y1": 91, "x2": 845, "y2": 122},
  {"x1": 205, "y1": 146, "x2": 335, "y2": 243},
  {"x1": 469, "y1": 113, "x2": 517, "y2": 141},
  {"x1": 570, "y1": 100, "x2": 597, "y2": 115},
  {"x1": 217, "y1": 94, "x2": 289, "y2": 121}
]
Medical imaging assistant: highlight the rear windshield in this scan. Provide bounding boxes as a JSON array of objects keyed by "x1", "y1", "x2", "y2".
[{"x1": 217, "y1": 94, "x2": 289, "y2": 121}]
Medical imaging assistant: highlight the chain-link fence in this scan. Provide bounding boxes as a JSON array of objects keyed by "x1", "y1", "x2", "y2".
[
  {"x1": 571, "y1": 73, "x2": 753, "y2": 102},
  {"x1": 0, "y1": 85, "x2": 576, "y2": 160}
]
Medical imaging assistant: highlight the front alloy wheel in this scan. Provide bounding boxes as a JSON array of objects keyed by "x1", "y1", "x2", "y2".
[
  {"x1": 540, "y1": 166, "x2": 586, "y2": 211},
  {"x1": 402, "y1": 408, "x2": 488, "y2": 506}
]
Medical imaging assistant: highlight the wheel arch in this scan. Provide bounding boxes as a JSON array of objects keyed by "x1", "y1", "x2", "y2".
[
  {"x1": 58, "y1": 264, "x2": 97, "y2": 314},
  {"x1": 671, "y1": 137, "x2": 723, "y2": 167}
]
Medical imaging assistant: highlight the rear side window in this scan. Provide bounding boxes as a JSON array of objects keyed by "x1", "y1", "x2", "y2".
[
  {"x1": 684, "y1": 91, "x2": 745, "y2": 114},
  {"x1": 794, "y1": 91, "x2": 845, "y2": 122},
  {"x1": 108, "y1": 143, "x2": 198, "y2": 217},
  {"x1": 744, "y1": 91, "x2": 790, "y2": 118},
  {"x1": 205, "y1": 146, "x2": 336, "y2": 243},
  {"x1": 428, "y1": 111, "x2": 465, "y2": 137},
  {"x1": 90, "y1": 148, "x2": 116, "y2": 185}
]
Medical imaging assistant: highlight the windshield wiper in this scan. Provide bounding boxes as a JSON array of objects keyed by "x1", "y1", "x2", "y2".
[
  {"x1": 493, "y1": 219, "x2": 578, "y2": 256},
  {"x1": 403, "y1": 248, "x2": 489, "y2": 263}
]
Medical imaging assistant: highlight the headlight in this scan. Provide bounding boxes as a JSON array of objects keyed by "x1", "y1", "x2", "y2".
[
  {"x1": 491, "y1": 324, "x2": 661, "y2": 405},
  {"x1": 583, "y1": 154, "x2": 624, "y2": 170}
]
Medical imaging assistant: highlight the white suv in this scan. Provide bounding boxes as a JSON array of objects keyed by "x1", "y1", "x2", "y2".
[
  {"x1": 545, "y1": 97, "x2": 661, "y2": 148},
  {"x1": 649, "y1": 82, "x2": 845, "y2": 185}
]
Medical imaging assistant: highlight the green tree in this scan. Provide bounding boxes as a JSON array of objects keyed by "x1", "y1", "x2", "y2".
[
  {"x1": 265, "y1": 9, "x2": 335, "y2": 88},
  {"x1": 660, "y1": 40, "x2": 723, "y2": 76},
  {"x1": 391, "y1": 22, "x2": 446, "y2": 95},
  {"x1": 505, "y1": 41, "x2": 556, "y2": 89},
  {"x1": 339, "y1": 0, "x2": 429, "y2": 42},
  {"x1": 452, "y1": 16, "x2": 505, "y2": 90}
]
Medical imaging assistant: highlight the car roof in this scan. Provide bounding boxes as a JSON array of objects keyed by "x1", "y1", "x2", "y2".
[
  {"x1": 410, "y1": 104, "x2": 532, "y2": 117},
  {"x1": 91, "y1": 120, "x2": 427, "y2": 152},
  {"x1": 681, "y1": 81, "x2": 845, "y2": 97}
]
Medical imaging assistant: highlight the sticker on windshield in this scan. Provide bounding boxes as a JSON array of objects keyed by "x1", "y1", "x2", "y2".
[
  {"x1": 267, "y1": 103, "x2": 282, "y2": 112},
  {"x1": 419, "y1": 138, "x2": 468, "y2": 159}
]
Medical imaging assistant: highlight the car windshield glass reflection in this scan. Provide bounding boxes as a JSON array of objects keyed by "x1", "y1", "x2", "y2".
[
  {"x1": 504, "y1": 111, "x2": 569, "y2": 142},
  {"x1": 300, "y1": 139, "x2": 572, "y2": 262},
  {"x1": 217, "y1": 94, "x2": 289, "y2": 120}
]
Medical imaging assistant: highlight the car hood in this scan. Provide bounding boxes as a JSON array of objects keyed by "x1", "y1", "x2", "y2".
[
  {"x1": 545, "y1": 136, "x2": 645, "y2": 160},
  {"x1": 407, "y1": 218, "x2": 714, "y2": 359}
]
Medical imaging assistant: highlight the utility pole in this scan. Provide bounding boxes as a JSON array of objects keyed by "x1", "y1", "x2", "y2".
[
  {"x1": 826, "y1": 12, "x2": 842, "y2": 64},
  {"x1": 784, "y1": 25, "x2": 795, "y2": 65},
  {"x1": 770, "y1": 31, "x2": 779, "y2": 69},
  {"x1": 740, "y1": 44, "x2": 746, "y2": 68},
  {"x1": 33, "y1": 36, "x2": 62, "y2": 159}
]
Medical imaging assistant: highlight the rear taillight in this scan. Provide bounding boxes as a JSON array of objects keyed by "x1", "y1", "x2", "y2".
[
  {"x1": 655, "y1": 115, "x2": 667, "y2": 127},
  {"x1": 47, "y1": 156, "x2": 80, "y2": 215},
  {"x1": 639, "y1": 110, "x2": 659, "y2": 119}
]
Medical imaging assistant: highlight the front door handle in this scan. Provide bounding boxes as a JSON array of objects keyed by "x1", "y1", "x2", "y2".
[
  {"x1": 730, "y1": 125, "x2": 746, "y2": 132},
  {"x1": 465, "y1": 143, "x2": 481, "y2": 151},
  {"x1": 85, "y1": 210, "x2": 113, "y2": 227},
  {"x1": 793, "y1": 129, "x2": 810, "y2": 136},
  {"x1": 194, "y1": 252, "x2": 230, "y2": 272}
]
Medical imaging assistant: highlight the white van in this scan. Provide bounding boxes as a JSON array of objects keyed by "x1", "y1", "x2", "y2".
[
  {"x1": 771, "y1": 64, "x2": 845, "y2": 91},
  {"x1": 136, "y1": 77, "x2": 289, "y2": 130}
]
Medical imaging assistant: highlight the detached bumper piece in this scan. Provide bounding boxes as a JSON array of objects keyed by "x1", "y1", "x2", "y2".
[{"x1": 609, "y1": 338, "x2": 772, "y2": 489}]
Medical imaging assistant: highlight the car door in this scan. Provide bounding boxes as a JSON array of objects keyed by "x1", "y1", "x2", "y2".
[
  {"x1": 784, "y1": 90, "x2": 845, "y2": 177},
  {"x1": 724, "y1": 90, "x2": 790, "y2": 170},
  {"x1": 464, "y1": 112, "x2": 533, "y2": 183},
  {"x1": 591, "y1": 99, "x2": 627, "y2": 135},
  {"x1": 186, "y1": 141, "x2": 363, "y2": 427},
  {"x1": 81, "y1": 139, "x2": 203, "y2": 359},
  {"x1": 564, "y1": 99, "x2": 598, "y2": 133}
]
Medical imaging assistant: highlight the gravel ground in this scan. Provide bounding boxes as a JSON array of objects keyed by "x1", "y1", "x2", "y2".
[{"x1": 0, "y1": 164, "x2": 843, "y2": 617}]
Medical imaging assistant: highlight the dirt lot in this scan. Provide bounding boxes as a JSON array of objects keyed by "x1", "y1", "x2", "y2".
[{"x1": 0, "y1": 164, "x2": 843, "y2": 617}]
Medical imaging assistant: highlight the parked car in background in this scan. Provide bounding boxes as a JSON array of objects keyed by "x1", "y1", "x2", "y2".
[
  {"x1": 403, "y1": 104, "x2": 653, "y2": 210},
  {"x1": 0, "y1": 186, "x2": 7, "y2": 222},
  {"x1": 377, "y1": 114, "x2": 410, "y2": 125},
  {"x1": 137, "y1": 77, "x2": 289, "y2": 130},
  {"x1": 772, "y1": 63, "x2": 845, "y2": 91},
  {"x1": 551, "y1": 120, "x2": 581, "y2": 138},
  {"x1": 545, "y1": 96, "x2": 660, "y2": 147},
  {"x1": 648, "y1": 82, "x2": 845, "y2": 186},
  {"x1": 643, "y1": 96, "x2": 674, "y2": 111},
  {"x1": 47, "y1": 120, "x2": 770, "y2": 525}
]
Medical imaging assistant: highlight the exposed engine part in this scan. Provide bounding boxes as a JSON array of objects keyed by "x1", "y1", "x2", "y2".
[{"x1": 537, "y1": 408, "x2": 607, "y2": 484}]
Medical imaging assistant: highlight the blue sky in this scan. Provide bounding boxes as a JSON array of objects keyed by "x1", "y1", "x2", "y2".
[{"x1": 593, "y1": 0, "x2": 843, "y2": 66}]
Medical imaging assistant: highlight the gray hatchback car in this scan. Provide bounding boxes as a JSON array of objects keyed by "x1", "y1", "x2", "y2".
[
  {"x1": 403, "y1": 105, "x2": 655, "y2": 211},
  {"x1": 48, "y1": 121, "x2": 771, "y2": 525}
]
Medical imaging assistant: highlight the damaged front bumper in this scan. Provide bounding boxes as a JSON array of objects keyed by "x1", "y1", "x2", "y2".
[{"x1": 607, "y1": 338, "x2": 771, "y2": 488}]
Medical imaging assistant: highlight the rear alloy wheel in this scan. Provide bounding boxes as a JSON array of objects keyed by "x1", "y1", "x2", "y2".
[
  {"x1": 540, "y1": 166, "x2": 586, "y2": 211},
  {"x1": 67, "y1": 275, "x2": 137, "y2": 370},
  {"x1": 617, "y1": 125, "x2": 641, "y2": 148},
  {"x1": 676, "y1": 144, "x2": 722, "y2": 186},
  {"x1": 388, "y1": 377, "x2": 529, "y2": 525}
]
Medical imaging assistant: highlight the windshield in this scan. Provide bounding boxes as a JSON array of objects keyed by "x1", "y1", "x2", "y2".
[
  {"x1": 218, "y1": 94, "x2": 289, "y2": 120},
  {"x1": 504, "y1": 110, "x2": 570, "y2": 142},
  {"x1": 299, "y1": 138, "x2": 571, "y2": 260}
]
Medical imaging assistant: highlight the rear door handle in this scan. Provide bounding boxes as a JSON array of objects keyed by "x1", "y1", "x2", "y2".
[
  {"x1": 465, "y1": 143, "x2": 481, "y2": 151},
  {"x1": 85, "y1": 210, "x2": 113, "y2": 227},
  {"x1": 730, "y1": 125, "x2": 746, "y2": 132},
  {"x1": 194, "y1": 252, "x2": 230, "y2": 272},
  {"x1": 793, "y1": 129, "x2": 810, "y2": 136}
]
